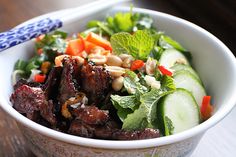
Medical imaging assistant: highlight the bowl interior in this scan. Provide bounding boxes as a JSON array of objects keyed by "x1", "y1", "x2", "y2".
[{"x1": 0, "y1": 6, "x2": 236, "y2": 149}]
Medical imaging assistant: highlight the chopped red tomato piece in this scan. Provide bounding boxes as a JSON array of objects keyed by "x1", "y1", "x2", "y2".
[
  {"x1": 201, "y1": 96, "x2": 213, "y2": 121},
  {"x1": 158, "y1": 65, "x2": 173, "y2": 76},
  {"x1": 130, "y1": 60, "x2": 145, "y2": 71},
  {"x1": 34, "y1": 74, "x2": 46, "y2": 83}
]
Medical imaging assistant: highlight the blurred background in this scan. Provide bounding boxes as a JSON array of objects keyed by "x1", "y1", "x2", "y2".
[
  {"x1": 0, "y1": 0, "x2": 235, "y2": 55},
  {"x1": 0, "y1": 0, "x2": 235, "y2": 156}
]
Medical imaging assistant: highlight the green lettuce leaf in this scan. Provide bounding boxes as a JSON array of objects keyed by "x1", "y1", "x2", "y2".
[
  {"x1": 111, "y1": 30, "x2": 155, "y2": 60},
  {"x1": 164, "y1": 116, "x2": 175, "y2": 135},
  {"x1": 161, "y1": 75, "x2": 176, "y2": 92}
]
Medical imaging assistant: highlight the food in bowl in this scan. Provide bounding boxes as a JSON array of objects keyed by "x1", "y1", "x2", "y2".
[{"x1": 10, "y1": 10, "x2": 213, "y2": 140}]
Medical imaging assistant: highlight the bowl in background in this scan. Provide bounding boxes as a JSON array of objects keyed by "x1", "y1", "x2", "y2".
[{"x1": 0, "y1": 6, "x2": 236, "y2": 157}]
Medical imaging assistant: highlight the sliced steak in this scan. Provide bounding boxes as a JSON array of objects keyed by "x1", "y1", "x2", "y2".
[
  {"x1": 10, "y1": 85, "x2": 56, "y2": 125},
  {"x1": 80, "y1": 63, "x2": 111, "y2": 104},
  {"x1": 58, "y1": 57, "x2": 81, "y2": 104}
]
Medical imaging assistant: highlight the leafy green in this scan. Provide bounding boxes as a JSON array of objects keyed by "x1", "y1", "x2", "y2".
[
  {"x1": 150, "y1": 46, "x2": 164, "y2": 60},
  {"x1": 125, "y1": 70, "x2": 139, "y2": 82},
  {"x1": 122, "y1": 104, "x2": 148, "y2": 130},
  {"x1": 122, "y1": 88, "x2": 171, "y2": 130},
  {"x1": 123, "y1": 76, "x2": 148, "y2": 95},
  {"x1": 123, "y1": 70, "x2": 148, "y2": 95},
  {"x1": 96, "y1": 22, "x2": 114, "y2": 36},
  {"x1": 87, "y1": 20, "x2": 114, "y2": 36},
  {"x1": 111, "y1": 30, "x2": 155, "y2": 60},
  {"x1": 111, "y1": 95, "x2": 140, "y2": 122},
  {"x1": 164, "y1": 116, "x2": 175, "y2": 135},
  {"x1": 121, "y1": 75, "x2": 176, "y2": 131},
  {"x1": 107, "y1": 12, "x2": 133, "y2": 33},
  {"x1": 53, "y1": 30, "x2": 68, "y2": 39},
  {"x1": 36, "y1": 31, "x2": 67, "y2": 53},
  {"x1": 25, "y1": 61, "x2": 39, "y2": 74},
  {"x1": 14, "y1": 60, "x2": 28, "y2": 71},
  {"x1": 80, "y1": 27, "x2": 99, "y2": 37},
  {"x1": 85, "y1": 11, "x2": 155, "y2": 37},
  {"x1": 132, "y1": 13, "x2": 154, "y2": 30},
  {"x1": 161, "y1": 75, "x2": 176, "y2": 92},
  {"x1": 111, "y1": 95, "x2": 139, "y2": 111}
]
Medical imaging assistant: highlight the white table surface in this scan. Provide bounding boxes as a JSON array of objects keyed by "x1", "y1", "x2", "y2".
[{"x1": 192, "y1": 106, "x2": 236, "y2": 157}]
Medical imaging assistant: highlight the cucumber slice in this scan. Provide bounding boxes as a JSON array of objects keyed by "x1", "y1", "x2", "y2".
[
  {"x1": 173, "y1": 71, "x2": 206, "y2": 106},
  {"x1": 158, "y1": 88, "x2": 200, "y2": 135},
  {"x1": 171, "y1": 64, "x2": 202, "y2": 83},
  {"x1": 159, "y1": 49, "x2": 189, "y2": 68}
]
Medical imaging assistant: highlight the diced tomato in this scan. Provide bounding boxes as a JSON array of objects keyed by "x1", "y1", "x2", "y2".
[
  {"x1": 130, "y1": 60, "x2": 145, "y2": 71},
  {"x1": 86, "y1": 32, "x2": 112, "y2": 51},
  {"x1": 66, "y1": 39, "x2": 85, "y2": 56},
  {"x1": 54, "y1": 55, "x2": 70, "y2": 67},
  {"x1": 34, "y1": 74, "x2": 46, "y2": 83},
  {"x1": 158, "y1": 65, "x2": 173, "y2": 76},
  {"x1": 201, "y1": 96, "x2": 213, "y2": 121}
]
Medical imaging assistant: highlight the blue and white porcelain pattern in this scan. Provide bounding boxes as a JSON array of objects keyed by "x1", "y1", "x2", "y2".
[{"x1": 0, "y1": 18, "x2": 62, "y2": 52}]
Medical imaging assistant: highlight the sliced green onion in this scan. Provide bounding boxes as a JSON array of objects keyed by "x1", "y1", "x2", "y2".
[
  {"x1": 12, "y1": 70, "x2": 25, "y2": 85},
  {"x1": 25, "y1": 61, "x2": 39, "y2": 74},
  {"x1": 53, "y1": 30, "x2": 68, "y2": 39}
]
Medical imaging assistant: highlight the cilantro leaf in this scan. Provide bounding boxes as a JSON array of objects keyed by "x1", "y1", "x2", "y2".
[
  {"x1": 111, "y1": 30, "x2": 155, "y2": 60},
  {"x1": 36, "y1": 31, "x2": 67, "y2": 53}
]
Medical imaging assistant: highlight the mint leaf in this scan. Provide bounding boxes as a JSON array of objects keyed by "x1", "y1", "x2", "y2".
[
  {"x1": 111, "y1": 95, "x2": 140, "y2": 122},
  {"x1": 124, "y1": 77, "x2": 148, "y2": 95},
  {"x1": 122, "y1": 75, "x2": 176, "y2": 131},
  {"x1": 122, "y1": 88, "x2": 170, "y2": 130},
  {"x1": 111, "y1": 95, "x2": 139, "y2": 111},
  {"x1": 111, "y1": 30, "x2": 155, "y2": 60},
  {"x1": 122, "y1": 104, "x2": 148, "y2": 130}
]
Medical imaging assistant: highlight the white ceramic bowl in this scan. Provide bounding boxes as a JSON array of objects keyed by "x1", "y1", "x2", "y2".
[{"x1": 1, "y1": 6, "x2": 236, "y2": 157}]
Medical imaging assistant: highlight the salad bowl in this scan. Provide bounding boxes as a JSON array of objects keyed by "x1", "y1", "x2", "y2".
[{"x1": 0, "y1": 6, "x2": 236, "y2": 157}]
